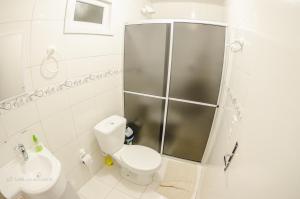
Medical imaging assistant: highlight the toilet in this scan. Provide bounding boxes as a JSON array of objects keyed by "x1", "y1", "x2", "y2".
[{"x1": 94, "y1": 115, "x2": 162, "y2": 185}]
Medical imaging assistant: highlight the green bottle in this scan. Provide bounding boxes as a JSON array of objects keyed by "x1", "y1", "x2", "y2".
[{"x1": 32, "y1": 134, "x2": 43, "y2": 152}]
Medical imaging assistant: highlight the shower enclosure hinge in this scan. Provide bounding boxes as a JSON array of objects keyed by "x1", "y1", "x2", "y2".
[{"x1": 224, "y1": 142, "x2": 239, "y2": 171}]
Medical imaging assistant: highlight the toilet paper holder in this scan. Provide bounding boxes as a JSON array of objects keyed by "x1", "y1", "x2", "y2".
[
  {"x1": 79, "y1": 149, "x2": 91, "y2": 165},
  {"x1": 224, "y1": 142, "x2": 239, "y2": 171}
]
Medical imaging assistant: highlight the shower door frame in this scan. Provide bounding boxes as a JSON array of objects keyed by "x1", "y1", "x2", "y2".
[{"x1": 123, "y1": 19, "x2": 228, "y2": 161}]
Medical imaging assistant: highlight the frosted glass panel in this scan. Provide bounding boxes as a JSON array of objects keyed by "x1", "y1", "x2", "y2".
[
  {"x1": 124, "y1": 24, "x2": 170, "y2": 97},
  {"x1": 74, "y1": 1, "x2": 104, "y2": 24},
  {"x1": 169, "y1": 23, "x2": 225, "y2": 104},
  {"x1": 163, "y1": 100, "x2": 216, "y2": 162},
  {"x1": 124, "y1": 93, "x2": 165, "y2": 152}
]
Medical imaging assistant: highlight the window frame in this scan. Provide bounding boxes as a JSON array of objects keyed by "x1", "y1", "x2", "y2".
[{"x1": 65, "y1": 0, "x2": 112, "y2": 35}]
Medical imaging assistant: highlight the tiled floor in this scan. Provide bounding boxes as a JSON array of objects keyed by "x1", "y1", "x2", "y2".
[{"x1": 78, "y1": 157, "x2": 201, "y2": 199}]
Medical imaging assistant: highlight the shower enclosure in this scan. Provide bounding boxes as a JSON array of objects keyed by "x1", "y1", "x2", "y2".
[{"x1": 123, "y1": 20, "x2": 226, "y2": 162}]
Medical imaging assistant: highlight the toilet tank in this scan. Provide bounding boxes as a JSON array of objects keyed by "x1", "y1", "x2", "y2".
[{"x1": 94, "y1": 115, "x2": 126, "y2": 154}]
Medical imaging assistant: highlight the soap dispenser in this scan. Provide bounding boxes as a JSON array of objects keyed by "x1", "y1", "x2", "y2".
[{"x1": 32, "y1": 134, "x2": 43, "y2": 152}]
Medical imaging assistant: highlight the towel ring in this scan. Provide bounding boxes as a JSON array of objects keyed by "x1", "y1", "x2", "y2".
[{"x1": 40, "y1": 47, "x2": 59, "y2": 79}]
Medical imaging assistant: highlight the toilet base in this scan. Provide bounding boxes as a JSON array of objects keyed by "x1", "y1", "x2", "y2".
[{"x1": 120, "y1": 167, "x2": 154, "y2": 185}]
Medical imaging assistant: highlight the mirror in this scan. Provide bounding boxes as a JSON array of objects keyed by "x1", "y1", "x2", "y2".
[{"x1": 0, "y1": 33, "x2": 26, "y2": 102}]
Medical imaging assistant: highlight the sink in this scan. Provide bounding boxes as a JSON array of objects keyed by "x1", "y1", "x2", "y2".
[
  {"x1": 24, "y1": 155, "x2": 52, "y2": 177},
  {"x1": 0, "y1": 145, "x2": 66, "y2": 199}
]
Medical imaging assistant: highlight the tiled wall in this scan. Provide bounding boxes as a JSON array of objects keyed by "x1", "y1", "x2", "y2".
[
  {"x1": 150, "y1": 0, "x2": 226, "y2": 22},
  {"x1": 198, "y1": 0, "x2": 300, "y2": 199},
  {"x1": 0, "y1": 0, "x2": 149, "y2": 190}
]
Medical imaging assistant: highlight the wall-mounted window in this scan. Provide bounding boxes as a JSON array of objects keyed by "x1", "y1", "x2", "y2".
[{"x1": 65, "y1": 0, "x2": 112, "y2": 35}]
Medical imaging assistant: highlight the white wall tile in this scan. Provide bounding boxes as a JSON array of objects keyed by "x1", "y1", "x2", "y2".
[
  {"x1": 41, "y1": 109, "x2": 76, "y2": 151},
  {"x1": 67, "y1": 83, "x2": 97, "y2": 106},
  {"x1": 23, "y1": 68, "x2": 33, "y2": 92},
  {"x1": 2, "y1": 102, "x2": 39, "y2": 137},
  {"x1": 0, "y1": 136, "x2": 18, "y2": 167},
  {"x1": 94, "y1": 77, "x2": 117, "y2": 94},
  {"x1": 0, "y1": 21, "x2": 31, "y2": 71},
  {"x1": 66, "y1": 54, "x2": 121, "y2": 79},
  {"x1": 78, "y1": 130, "x2": 101, "y2": 155},
  {"x1": 94, "y1": 89, "x2": 124, "y2": 120},
  {"x1": 36, "y1": 91, "x2": 70, "y2": 119},
  {"x1": 0, "y1": 0, "x2": 36, "y2": 23},
  {"x1": 72, "y1": 97, "x2": 98, "y2": 136},
  {"x1": 30, "y1": 21, "x2": 119, "y2": 66},
  {"x1": 94, "y1": 70, "x2": 123, "y2": 95},
  {"x1": 55, "y1": 140, "x2": 81, "y2": 173},
  {"x1": 0, "y1": 118, "x2": 8, "y2": 144},
  {"x1": 66, "y1": 56, "x2": 108, "y2": 79},
  {"x1": 32, "y1": 0, "x2": 68, "y2": 21},
  {"x1": 151, "y1": 0, "x2": 225, "y2": 22}
]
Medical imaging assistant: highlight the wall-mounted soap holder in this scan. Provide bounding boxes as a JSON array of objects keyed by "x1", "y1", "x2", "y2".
[
  {"x1": 224, "y1": 142, "x2": 239, "y2": 171},
  {"x1": 229, "y1": 39, "x2": 244, "y2": 53}
]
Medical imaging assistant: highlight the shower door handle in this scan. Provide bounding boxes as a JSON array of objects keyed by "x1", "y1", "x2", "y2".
[{"x1": 224, "y1": 142, "x2": 239, "y2": 171}]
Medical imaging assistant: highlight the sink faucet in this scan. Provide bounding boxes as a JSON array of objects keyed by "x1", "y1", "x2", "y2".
[{"x1": 16, "y1": 144, "x2": 28, "y2": 161}]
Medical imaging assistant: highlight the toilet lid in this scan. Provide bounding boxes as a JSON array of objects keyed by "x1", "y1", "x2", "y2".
[{"x1": 120, "y1": 145, "x2": 161, "y2": 172}]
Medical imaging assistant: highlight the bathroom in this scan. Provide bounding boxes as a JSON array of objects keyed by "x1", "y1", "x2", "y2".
[{"x1": 0, "y1": 0, "x2": 299, "y2": 199}]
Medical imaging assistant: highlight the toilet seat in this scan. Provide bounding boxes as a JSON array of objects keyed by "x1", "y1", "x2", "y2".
[{"x1": 120, "y1": 145, "x2": 161, "y2": 174}]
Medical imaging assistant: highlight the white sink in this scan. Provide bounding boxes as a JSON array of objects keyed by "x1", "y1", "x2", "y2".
[{"x1": 0, "y1": 145, "x2": 66, "y2": 199}]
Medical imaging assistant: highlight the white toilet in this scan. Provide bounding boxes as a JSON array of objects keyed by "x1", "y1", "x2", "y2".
[{"x1": 94, "y1": 115, "x2": 162, "y2": 185}]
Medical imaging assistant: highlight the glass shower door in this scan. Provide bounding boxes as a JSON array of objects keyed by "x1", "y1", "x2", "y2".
[
  {"x1": 163, "y1": 23, "x2": 226, "y2": 162},
  {"x1": 169, "y1": 23, "x2": 226, "y2": 104},
  {"x1": 124, "y1": 24, "x2": 170, "y2": 97},
  {"x1": 124, "y1": 22, "x2": 226, "y2": 161},
  {"x1": 124, "y1": 23, "x2": 170, "y2": 152},
  {"x1": 124, "y1": 94, "x2": 165, "y2": 151},
  {"x1": 163, "y1": 101, "x2": 216, "y2": 161}
]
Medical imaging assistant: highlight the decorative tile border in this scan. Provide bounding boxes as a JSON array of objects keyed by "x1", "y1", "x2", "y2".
[{"x1": 0, "y1": 69, "x2": 122, "y2": 115}]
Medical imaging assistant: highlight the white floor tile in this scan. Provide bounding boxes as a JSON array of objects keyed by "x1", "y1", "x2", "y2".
[
  {"x1": 94, "y1": 165, "x2": 122, "y2": 187},
  {"x1": 145, "y1": 179, "x2": 160, "y2": 193},
  {"x1": 78, "y1": 178, "x2": 113, "y2": 199},
  {"x1": 77, "y1": 156, "x2": 201, "y2": 199},
  {"x1": 141, "y1": 191, "x2": 167, "y2": 199},
  {"x1": 106, "y1": 189, "x2": 135, "y2": 199},
  {"x1": 78, "y1": 195, "x2": 87, "y2": 199},
  {"x1": 115, "y1": 179, "x2": 146, "y2": 198}
]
